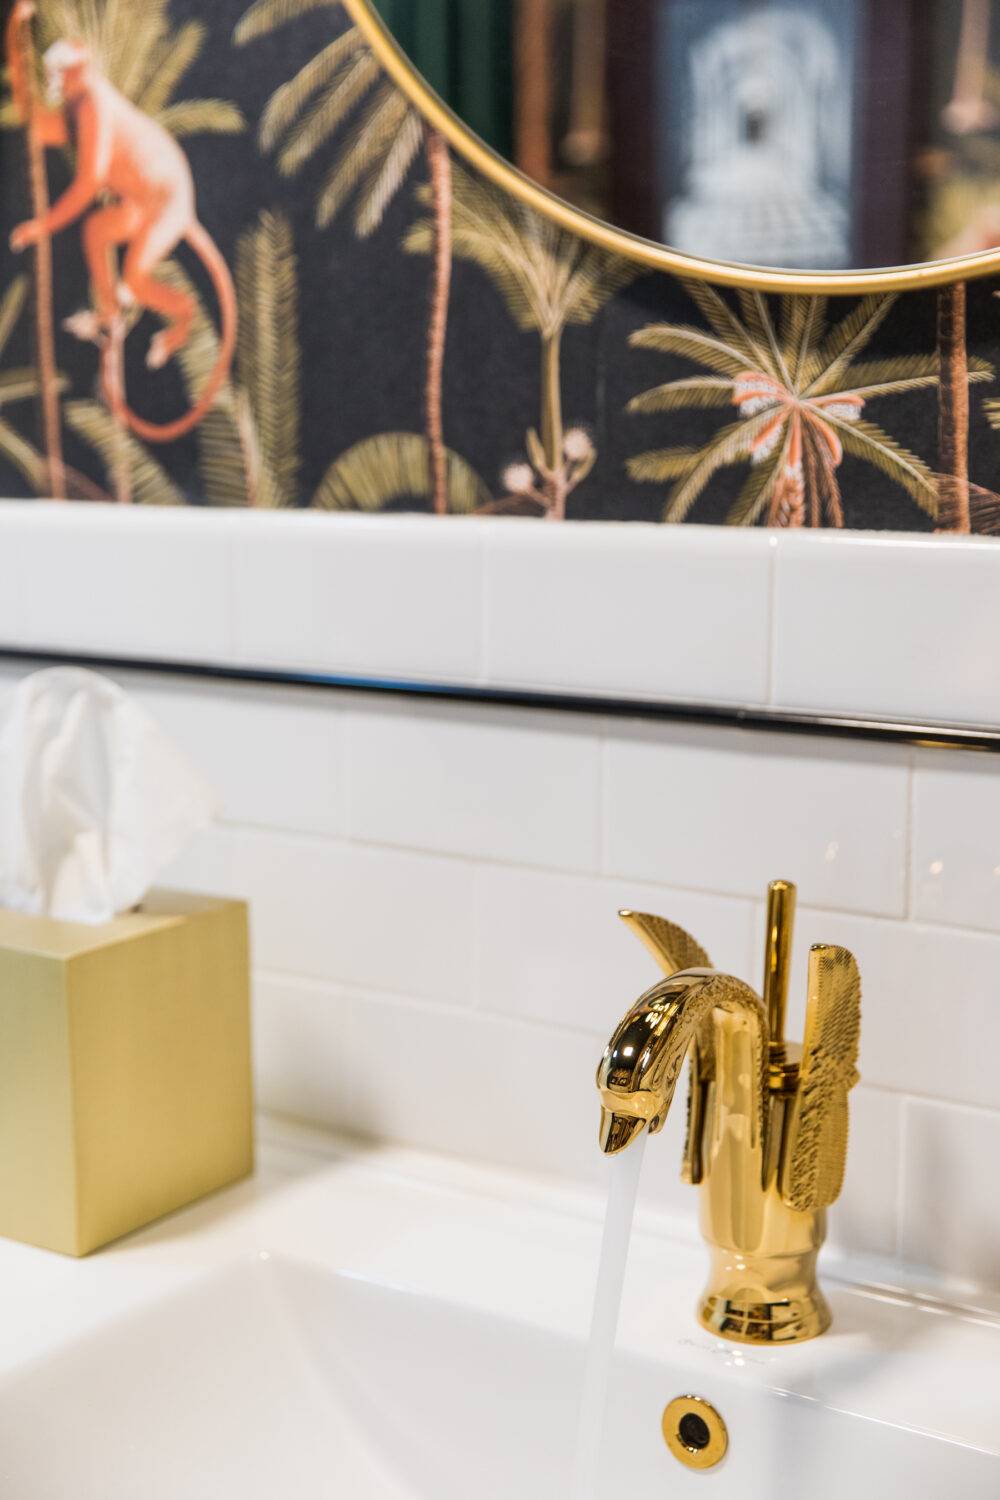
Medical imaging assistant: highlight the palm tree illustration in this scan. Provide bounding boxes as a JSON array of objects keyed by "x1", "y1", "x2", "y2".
[
  {"x1": 0, "y1": 271, "x2": 112, "y2": 499},
  {"x1": 234, "y1": 1, "x2": 455, "y2": 516},
  {"x1": 407, "y1": 162, "x2": 638, "y2": 519},
  {"x1": 937, "y1": 284, "x2": 972, "y2": 531},
  {"x1": 627, "y1": 282, "x2": 991, "y2": 527},
  {"x1": 0, "y1": 272, "x2": 63, "y2": 491},
  {"x1": 3, "y1": 0, "x2": 244, "y2": 503}
]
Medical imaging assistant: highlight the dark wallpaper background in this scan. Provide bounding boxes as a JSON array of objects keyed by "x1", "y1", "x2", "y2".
[{"x1": 1, "y1": 0, "x2": 999, "y2": 531}]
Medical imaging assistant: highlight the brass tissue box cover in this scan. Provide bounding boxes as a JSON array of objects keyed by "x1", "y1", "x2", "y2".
[{"x1": 0, "y1": 890, "x2": 253, "y2": 1256}]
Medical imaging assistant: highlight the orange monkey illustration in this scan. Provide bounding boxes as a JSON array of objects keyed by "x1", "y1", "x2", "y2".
[{"x1": 5, "y1": 0, "x2": 236, "y2": 443}]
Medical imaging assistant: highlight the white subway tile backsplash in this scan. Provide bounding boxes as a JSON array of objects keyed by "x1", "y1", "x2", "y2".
[
  {"x1": 484, "y1": 521, "x2": 772, "y2": 703},
  {"x1": 164, "y1": 825, "x2": 476, "y2": 1003},
  {"x1": 336, "y1": 989, "x2": 607, "y2": 1187},
  {"x1": 11, "y1": 504, "x2": 234, "y2": 661},
  {"x1": 232, "y1": 513, "x2": 484, "y2": 682},
  {"x1": 347, "y1": 698, "x2": 603, "y2": 871},
  {"x1": 135, "y1": 677, "x2": 346, "y2": 835},
  {"x1": 827, "y1": 1086, "x2": 901, "y2": 1259},
  {"x1": 253, "y1": 972, "x2": 354, "y2": 1132},
  {"x1": 605, "y1": 721, "x2": 909, "y2": 915},
  {"x1": 785, "y1": 908, "x2": 1000, "y2": 1112},
  {"x1": 900, "y1": 1100, "x2": 1000, "y2": 1289},
  {"x1": 474, "y1": 865, "x2": 756, "y2": 1033},
  {"x1": 772, "y1": 533, "x2": 1000, "y2": 725},
  {"x1": 912, "y1": 750, "x2": 1000, "y2": 932},
  {"x1": 0, "y1": 638, "x2": 997, "y2": 1293}
]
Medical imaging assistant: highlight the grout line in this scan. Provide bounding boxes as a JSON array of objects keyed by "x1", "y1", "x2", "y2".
[
  {"x1": 477, "y1": 526, "x2": 491, "y2": 687},
  {"x1": 255, "y1": 965, "x2": 605, "y2": 1040},
  {"x1": 764, "y1": 535, "x2": 778, "y2": 706},
  {"x1": 191, "y1": 818, "x2": 1000, "y2": 942},
  {"x1": 903, "y1": 750, "x2": 916, "y2": 921},
  {"x1": 597, "y1": 721, "x2": 610, "y2": 874},
  {"x1": 894, "y1": 1094, "x2": 910, "y2": 1260}
]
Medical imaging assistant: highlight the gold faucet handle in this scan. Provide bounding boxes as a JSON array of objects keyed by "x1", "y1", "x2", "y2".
[
  {"x1": 618, "y1": 910, "x2": 711, "y2": 975},
  {"x1": 780, "y1": 944, "x2": 862, "y2": 1212}
]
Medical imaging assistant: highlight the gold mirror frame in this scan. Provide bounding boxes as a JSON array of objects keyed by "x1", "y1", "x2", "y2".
[{"x1": 343, "y1": 0, "x2": 1000, "y2": 295}]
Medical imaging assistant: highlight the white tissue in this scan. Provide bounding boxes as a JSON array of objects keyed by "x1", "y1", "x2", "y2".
[{"x1": 0, "y1": 667, "x2": 216, "y2": 924}]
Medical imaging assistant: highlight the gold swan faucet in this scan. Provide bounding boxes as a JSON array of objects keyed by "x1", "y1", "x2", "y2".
[{"x1": 596, "y1": 880, "x2": 861, "y2": 1345}]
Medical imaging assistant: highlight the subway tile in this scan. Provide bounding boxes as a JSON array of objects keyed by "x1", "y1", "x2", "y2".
[
  {"x1": 912, "y1": 749, "x2": 1000, "y2": 932},
  {"x1": 252, "y1": 973, "x2": 354, "y2": 1132},
  {"x1": 475, "y1": 865, "x2": 757, "y2": 1033},
  {"x1": 0, "y1": 505, "x2": 29, "y2": 644},
  {"x1": 772, "y1": 532, "x2": 1000, "y2": 725},
  {"x1": 484, "y1": 520, "x2": 772, "y2": 703},
  {"x1": 163, "y1": 825, "x2": 475, "y2": 1003},
  {"x1": 605, "y1": 721, "x2": 908, "y2": 916},
  {"x1": 347, "y1": 697, "x2": 602, "y2": 871},
  {"x1": 826, "y1": 1086, "x2": 901, "y2": 1259},
  {"x1": 8, "y1": 503, "x2": 234, "y2": 662},
  {"x1": 782, "y1": 907, "x2": 1000, "y2": 1111},
  {"x1": 232, "y1": 512, "x2": 484, "y2": 682},
  {"x1": 337, "y1": 992, "x2": 608, "y2": 1187},
  {"x1": 134, "y1": 676, "x2": 346, "y2": 836},
  {"x1": 900, "y1": 1099, "x2": 1000, "y2": 1289}
]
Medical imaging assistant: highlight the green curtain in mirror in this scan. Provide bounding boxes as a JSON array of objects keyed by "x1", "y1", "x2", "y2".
[{"x1": 372, "y1": 0, "x2": 514, "y2": 158}]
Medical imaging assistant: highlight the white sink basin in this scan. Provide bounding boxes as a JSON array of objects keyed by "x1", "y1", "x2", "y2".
[{"x1": 0, "y1": 1122, "x2": 997, "y2": 1498}]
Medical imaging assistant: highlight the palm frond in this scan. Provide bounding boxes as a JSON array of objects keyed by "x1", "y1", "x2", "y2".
[
  {"x1": 234, "y1": 0, "x2": 342, "y2": 44},
  {"x1": 236, "y1": 210, "x2": 300, "y2": 505},
  {"x1": 661, "y1": 412, "x2": 776, "y2": 523},
  {"x1": 625, "y1": 446, "x2": 701, "y2": 483},
  {"x1": 680, "y1": 277, "x2": 764, "y2": 361},
  {"x1": 0, "y1": 276, "x2": 29, "y2": 357},
  {"x1": 315, "y1": 85, "x2": 409, "y2": 228},
  {"x1": 629, "y1": 323, "x2": 760, "y2": 378},
  {"x1": 826, "y1": 414, "x2": 938, "y2": 514},
  {"x1": 156, "y1": 99, "x2": 245, "y2": 136},
  {"x1": 0, "y1": 367, "x2": 44, "y2": 404},
  {"x1": 0, "y1": 419, "x2": 46, "y2": 491},
  {"x1": 354, "y1": 109, "x2": 424, "y2": 236},
  {"x1": 258, "y1": 31, "x2": 367, "y2": 149},
  {"x1": 627, "y1": 377, "x2": 735, "y2": 415},
  {"x1": 785, "y1": 296, "x2": 826, "y2": 385},
  {"x1": 408, "y1": 163, "x2": 635, "y2": 334},
  {"x1": 314, "y1": 432, "x2": 491, "y2": 513},
  {"x1": 276, "y1": 52, "x2": 380, "y2": 174},
  {"x1": 737, "y1": 290, "x2": 789, "y2": 383},
  {"x1": 806, "y1": 296, "x2": 896, "y2": 395},
  {"x1": 64, "y1": 401, "x2": 186, "y2": 505},
  {"x1": 985, "y1": 397, "x2": 1000, "y2": 431},
  {"x1": 726, "y1": 441, "x2": 787, "y2": 527},
  {"x1": 136, "y1": 20, "x2": 203, "y2": 117}
]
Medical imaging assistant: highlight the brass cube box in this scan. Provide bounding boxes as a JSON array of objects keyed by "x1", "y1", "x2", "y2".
[{"x1": 0, "y1": 889, "x2": 253, "y2": 1256}]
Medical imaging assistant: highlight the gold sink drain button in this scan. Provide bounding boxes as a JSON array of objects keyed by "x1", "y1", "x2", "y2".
[{"x1": 662, "y1": 1395, "x2": 728, "y2": 1470}]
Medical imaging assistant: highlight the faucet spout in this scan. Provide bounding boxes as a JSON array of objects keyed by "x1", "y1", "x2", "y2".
[{"x1": 596, "y1": 968, "x2": 767, "y2": 1158}]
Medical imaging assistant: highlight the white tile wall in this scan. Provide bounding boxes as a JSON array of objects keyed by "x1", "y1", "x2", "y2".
[
  {"x1": 484, "y1": 523, "x2": 773, "y2": 703},
  {"x1": 604, "y1": 722, "x2": 908, "y2": 916},
  {"x1": 5, "y1": 504, "x2": 1000, "y2": 727},
  {"x1": 772, "y1": 533, "x2": 1000, "y2": 726},
  {"x1": 1, "y1": 648, "x2": 999, "y2": 1294}
]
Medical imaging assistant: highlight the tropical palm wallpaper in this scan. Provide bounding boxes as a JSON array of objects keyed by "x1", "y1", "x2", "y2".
[{"x1": 1, "y1": 0, "x2": 999, "y2": 531}]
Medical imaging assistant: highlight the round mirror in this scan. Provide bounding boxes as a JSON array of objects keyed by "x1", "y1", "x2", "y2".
[{"x1": 346, "y1": 0, "x2": 1000, "y2": 288}]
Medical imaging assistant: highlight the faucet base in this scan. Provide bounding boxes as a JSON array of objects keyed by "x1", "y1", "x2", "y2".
[{"x1": 698, "y1": 1245, "x2": 832, "y2": 1345}]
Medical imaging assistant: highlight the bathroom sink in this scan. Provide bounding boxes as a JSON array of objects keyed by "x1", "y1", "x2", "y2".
[{"x1": 0, "y1": 1243, "x2": 997, "y2": 1499}]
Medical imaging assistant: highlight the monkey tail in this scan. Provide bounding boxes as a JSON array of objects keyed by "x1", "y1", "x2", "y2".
[{"x1": 106, "y1": 222, "x2": 237, "y2": 445}]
